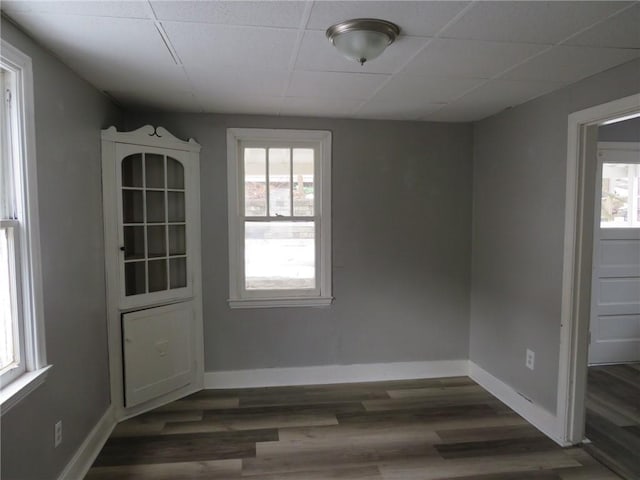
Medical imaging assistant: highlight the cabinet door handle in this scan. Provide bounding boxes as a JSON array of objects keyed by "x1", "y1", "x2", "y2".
[{"x1": 120, "y1": 246, "x2": 126, "y2": 252}]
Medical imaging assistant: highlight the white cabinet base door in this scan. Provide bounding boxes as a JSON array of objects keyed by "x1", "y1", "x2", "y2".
[{"x1": 123, "y1": 302, "x2": 195, "y2": 407}]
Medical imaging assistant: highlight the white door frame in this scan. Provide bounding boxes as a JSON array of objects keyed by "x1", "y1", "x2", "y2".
[{"x1": 557, "y1": 93, "x2": 640, "y2": 445}]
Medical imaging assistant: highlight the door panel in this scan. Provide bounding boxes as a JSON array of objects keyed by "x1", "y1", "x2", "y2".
[{"x1": 123, "y1": 302, "x2": 194, "y2": 407}]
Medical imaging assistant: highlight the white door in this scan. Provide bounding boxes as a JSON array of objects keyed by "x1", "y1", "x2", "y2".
[
  {"x1": 102, "y1": 126, "x2": 204, "y2": 416},
  {"x1": 589, "y1": 142, "x2": 640, "y2": 365}
]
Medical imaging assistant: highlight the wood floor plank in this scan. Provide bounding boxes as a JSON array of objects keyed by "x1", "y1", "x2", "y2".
[
  {"x1": 378, "y1": 450, "x2": 582, "y2": 480},
  {"x1": 85, "y1": 459, "x2": 241, "y2": 479},
  {"x1": 435, "y1": 471, "x2": 562, "y2": 480},
  {"x1": 243, "y1": 440, "x2": 440, "y2": 475},
  {"x1": 93, "y1": 430, "x2": 277, "y2": 466},
  {"x1": 152, "y1": 396, "x2": 239, "y2": 412},
  {"x1": 386, "y1": 384, "x2": 485, "y2": 399},
  {"x1": 435, "y1": 424, "x2": 545, "y2": 444},
  {"x1": 363, "y1": 393, "x2": 499, "y2": 412},
  {"x1": 242, "y1": 465, "x2": 383, "y2": 479},
  {"x1": 162, "y1": 413, "x2": 339, "y2": 434},
  {"x1": 435, "y1": 436, "x2": 559, "y2": 459}
]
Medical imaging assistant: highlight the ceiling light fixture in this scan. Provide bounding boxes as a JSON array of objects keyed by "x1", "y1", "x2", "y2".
[{"x1": 326, "y1": 18, "x2": 400, "y2": 66}]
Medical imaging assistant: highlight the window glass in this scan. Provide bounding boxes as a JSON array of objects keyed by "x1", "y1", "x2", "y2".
[
  {"x1": 245, "y1": 221, "x2": 315, "y2": 290},
  {"x1": 601, "y1": 163, "x2": 640, "y2": 228},
  {"x1": 268, "y1": 148, "x2": 291, "y2": 217},
  {"x1": 244, "y1": 148, "x2": 266, "y2": 216},
  {"x1": 0, "y1": 228, "x2": 17, "y2": 372},
  {"x1": 293, "y1": 148, "x2": 314, "y2": 217}
]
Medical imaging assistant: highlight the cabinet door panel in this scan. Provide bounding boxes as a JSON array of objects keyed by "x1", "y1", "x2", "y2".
[{"x1": 123, "y1": 302, "x2": 193, "y2": 407}]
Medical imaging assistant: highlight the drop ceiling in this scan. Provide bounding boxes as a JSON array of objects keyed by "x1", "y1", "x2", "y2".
[{"x1": 2, "y1": 1, "x2": 639, "y2": 122}]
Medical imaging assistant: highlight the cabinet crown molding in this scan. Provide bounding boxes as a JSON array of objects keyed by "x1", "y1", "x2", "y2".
[{"x1": 102, "y1": 125, "x2": 201, "y2": 152}]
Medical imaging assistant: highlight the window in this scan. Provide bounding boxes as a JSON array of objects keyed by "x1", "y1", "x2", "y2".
[
  {"x1": 1, "y1": 40, "x2": 48, "y2": 413},
  {"x1": 600, "y1": 162, "x2": 640, "y2": 228},
  {"x1": 227, "y1": 129, "x2": 332, "y2": 308}
]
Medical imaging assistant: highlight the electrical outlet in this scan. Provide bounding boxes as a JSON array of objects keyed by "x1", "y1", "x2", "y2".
[
  {"x1": 54, "y1": 421, "x2": 62, "y2": 447},
  {"x1": 526, "y1": 349, "x2": 535, "y2": 370}
]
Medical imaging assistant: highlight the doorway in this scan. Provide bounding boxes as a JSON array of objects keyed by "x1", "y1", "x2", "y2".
[
  {"x1": 583, "y1": 127, "x2": 640, "y2": 478},
  {"x1": 556, "y1": 93, "x2": 639, "y2": 450}
]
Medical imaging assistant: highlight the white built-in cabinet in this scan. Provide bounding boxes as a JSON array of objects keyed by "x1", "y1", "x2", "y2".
[{"x1": 101, "y1": 126, "x2": 204, "y2": 417}]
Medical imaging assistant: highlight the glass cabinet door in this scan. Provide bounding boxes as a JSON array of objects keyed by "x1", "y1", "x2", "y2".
[{"x1": 121, "y1": 152, "x2": 189, "y2": 300}]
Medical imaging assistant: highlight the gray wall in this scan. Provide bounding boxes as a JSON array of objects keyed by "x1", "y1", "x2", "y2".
[
  {"x1": 1, "y1": 18, "x2": 119, "y2": 480},
  {"x1": 124, "y1": 113, "x2": 473, "y2": 372},
  {"x1": 470, "y1": 59, "x2": 640, "y2": 413},
  {"x1": 598, "y1": 116, "x2": 640, "y2": 142}
]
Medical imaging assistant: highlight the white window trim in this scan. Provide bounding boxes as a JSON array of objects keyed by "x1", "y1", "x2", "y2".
[
  {"x1": 226, "y1": 128, "x2": 332, "y2": 308},
  {"x1": 0, "y1": 40, "x2": 49, "y2": 415}
]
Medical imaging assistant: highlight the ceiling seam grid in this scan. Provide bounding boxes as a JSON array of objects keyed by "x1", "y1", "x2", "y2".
[
  {"x1": 352, "y1": 0, "x2": 480, "y2": 121},
  {"x1": 424, "y1": 0, "x2": 640, "y2": 121}
]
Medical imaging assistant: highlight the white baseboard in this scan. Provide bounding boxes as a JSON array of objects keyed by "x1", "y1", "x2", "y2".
[
  {"x1": 204, "y1": 359, "x2": 469, "y2": 389},
  {"x1": 469, "y1": 362, "x2": 568, "y2": 446},
  {"x1": 57, "y1": 405, "x2": 116, "y2": 480}
]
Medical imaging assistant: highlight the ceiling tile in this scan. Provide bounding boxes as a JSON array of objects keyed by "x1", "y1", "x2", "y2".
[
  {"x1": 280, "y1": 97, "x2": 363, "y2": 118},
  {"x1": 162, "y1": 22, "x2": 298, "y2": 70},
  {"x1": 357, "y1": 98, "x2": 445, "y2": 121},
  {"x1": 286, "y1": 71, "x2": 389, "y2": 99},
  {"x1": 86, "y1": 63, "x2": 190, "y2": 93},
  {"x1": 402, "y1": 38, "x2": 546, "y2": 79},
  {"x1": 197, "y1": 94, "x2": 284, "y2": 115},
  {"x1": 186, "y1": 67, "x2": 289, "y2": 97},
  {"x1": 295, "y1": 30, "x2": 428, "y2": 74},
  {"x1": 563, "y1": 3, "x2": 640, "y2": 49},
  {"x1": 306, "y1": 1, "x2": 470, "y2": 37},
  {"x1": 426, "y1": 79, "x2": 566, "y2": 122},
  {"x1": 423, "y1": 104, "x2": 499, "y2": 123},
  {"x1": 502, "y1": 45, "x2": 640, "y2": 83},
  {"x1": 372, "y1": 74, "x2": 486, "y2": 104},
  {"x1": 441, "y1": 1, "x2": 632, "y2": 44},
  {"x1": 4, "y1": 12, "x2": 176, "y2": 85},
  {"x1": 1, "y1": 0, "x2": 151, "y2": 18},
  {"x1": 150, "y1": 1, "x2": 307, "y2": 28},
  {"x1": 109, "y1": 89, "x2": 202, "y2": 113}
]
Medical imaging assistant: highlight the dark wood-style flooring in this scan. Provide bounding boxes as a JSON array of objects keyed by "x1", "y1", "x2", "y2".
[
  {"x1": 86, "y1": 376, "x2": 621, "y2": 479},
  {"x1": 585, "y1": 363, "x2": 640, "y2": 480}
]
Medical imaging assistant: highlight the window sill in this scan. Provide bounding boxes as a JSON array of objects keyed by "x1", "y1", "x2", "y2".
[
  {"x1": 228, "y1": 296, "x2": 333, "y2": 309},
  {"x1": 1, "y1": 365, "x2": 52, "y2": 416}
]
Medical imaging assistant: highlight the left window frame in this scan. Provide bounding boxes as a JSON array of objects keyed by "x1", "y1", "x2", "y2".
[{"x1": 0, "y1": 39, "x2": 49, "y2": 415}]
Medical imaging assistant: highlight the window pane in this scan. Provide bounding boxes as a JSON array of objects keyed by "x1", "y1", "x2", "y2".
[
  {"x1": 601, "y1": 163, "x2": 640, "y2": 228},
  {"x1": 148, "y1": 259, "x2": 167, "y2": 292},
  {"x1": 244, "y1": 148, "x2": 266, "y2": 216},
  {"x1": 169, "y1": 225, "x2": 186, "y2": 255},
  {"x1": 122, "y1": 190, "x2": 144, "y2": 223},
  {"x1": 269, "y1": 148, "x2": 291, "y2": 217},
  {"x1": 146, "y1": 191, "x2": 165, "y2": 223},
  {"x1": 167, "y1": 157, "x2": 184, "y2": 189},
  {"x1": 293, "y1": 148, "x2": 314, "y2": 216},
  {"x1": 0, "y1": 228, "x2": 17, "y2": 371},
  {"x1": 123, "y1": 226, "x2": 145, "y2": 260},
  {"x1": 147, "y1": 225, "x2": 166, "y2": 258},
  {"x1": 245, "y1": 221, "x2": 315, "y2": 290},
  {"x1": 169, "y1": 257, "x2": 187, "y2": 289},
  {"x1": 168, "y1": 191, "x2": 185, "y2": 222},
  {"x1": 122, "y1": 154, "x2": 143, "y2": 188},
  {"x1": 145, "y1": 153, "x2": 165, "y2": 188},
  {"x1": 125, "y1": 261, "x2": 146, "y2": 296}
]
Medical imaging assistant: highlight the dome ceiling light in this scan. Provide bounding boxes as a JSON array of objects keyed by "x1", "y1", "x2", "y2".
[{"x1": 326, "y1": 18, "x2": 400, "y2": 66}]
